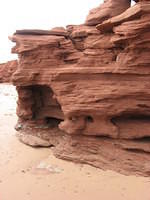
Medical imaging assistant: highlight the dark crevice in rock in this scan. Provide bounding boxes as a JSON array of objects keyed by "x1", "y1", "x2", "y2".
[
  {"x1": 125, "y1": 148, "x2": 150, "y2": 154},
  {"x1": 85, "y1": 116, "x2": 94, "y2": 123},
  {"x1": 45, "y1": 117, "x2": 63, "y2": 128}
]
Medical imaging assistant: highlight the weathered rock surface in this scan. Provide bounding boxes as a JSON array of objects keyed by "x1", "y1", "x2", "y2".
[
  {"x1": 17, "y1": 133, "x2": 52, "y2": 147},
  {"x1": 0, "y1": 60, "x2": 18, "y2": 83},
  {"x1": 85, "y1": 0, "x2": 131, "y2": 25},
  {"x1": 1, "y1": 0, "x2": 150, "y2": 176}
]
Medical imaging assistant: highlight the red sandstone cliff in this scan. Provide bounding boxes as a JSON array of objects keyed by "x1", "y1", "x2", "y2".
[
  {"x1": 0, "y1": 60, "x2": 17, "y2": 83},
  {"x1": 1, "y1": 0, "x2": 150, "y2": 176}
]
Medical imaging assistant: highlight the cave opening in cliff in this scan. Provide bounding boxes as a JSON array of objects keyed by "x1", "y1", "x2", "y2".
[{"x1": 30, "y1": 85, "x2": 64, "y2": 128}]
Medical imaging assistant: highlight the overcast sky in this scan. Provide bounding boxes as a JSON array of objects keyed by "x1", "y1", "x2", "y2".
[{"x1": 1, "y1": 0, "x2": 103, "y2": 63}]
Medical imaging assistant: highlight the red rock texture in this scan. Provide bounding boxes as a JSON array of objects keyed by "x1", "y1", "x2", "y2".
[
  {"x1": 0, "y1": 60, "x2": 18, "y2": 83},
  {"x1": 1, "y1": 0, "x2": 150, "y2": 176},
  {"x1": 85, "y1": 0, "x2": 131, "y2": 25}
]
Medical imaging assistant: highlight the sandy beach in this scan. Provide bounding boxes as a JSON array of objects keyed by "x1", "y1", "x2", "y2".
[{"x1": 0, "y1": 84, "x2": 150, "y2": 200}]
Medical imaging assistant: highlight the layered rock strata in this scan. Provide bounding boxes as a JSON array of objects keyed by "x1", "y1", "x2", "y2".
[
  {"x1": 1, "y1": 0, "x2": 150, "y2": 176},
  {"x1": 0, "y1": 60, "x2": 17, "y2": 83}
]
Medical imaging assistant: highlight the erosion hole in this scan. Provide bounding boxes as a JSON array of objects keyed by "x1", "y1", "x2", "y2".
[
  {"x1": 85, "y1": 116, "x2": 94, "y2": 123},
  {"x1": 45, "y1": 117, "x2": 63, "y2": 128}
]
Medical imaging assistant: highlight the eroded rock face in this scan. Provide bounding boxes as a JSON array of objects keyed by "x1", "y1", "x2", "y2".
[
  {"x1": 85, "y1": 0, "x2": 131, "y2": 25},
  {"x1": 0, "y1": 60, "x2": 18, "y2": 83},
  {"x1": 1, "y1": 0, "x2": 150, "y2": 176}
]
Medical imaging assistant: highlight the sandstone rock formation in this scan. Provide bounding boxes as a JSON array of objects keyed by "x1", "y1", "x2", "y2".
[
  {"x1": 0, "y1": 60, "x2": 17, "y2": 83},
  {"x1": 85, "y1": 0, "x2": 131, "y2": 25},
  {"x1": 1, "y1": 0, "x2": 150, "y2": 176}
]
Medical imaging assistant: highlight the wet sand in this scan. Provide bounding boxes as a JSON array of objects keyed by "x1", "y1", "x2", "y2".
[{"x1": 0, "y1": 84, "x2": 150, "y2": 200}]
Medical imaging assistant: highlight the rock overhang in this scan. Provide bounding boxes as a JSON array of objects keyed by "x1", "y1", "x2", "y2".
[{"x1": 1, "y1": 0, "x2": 150, "y2": 176}]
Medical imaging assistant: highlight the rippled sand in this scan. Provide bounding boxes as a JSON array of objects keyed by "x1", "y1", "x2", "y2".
[{"x1": 0, "y1": 84, "x2": 150, "y2": 200}]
